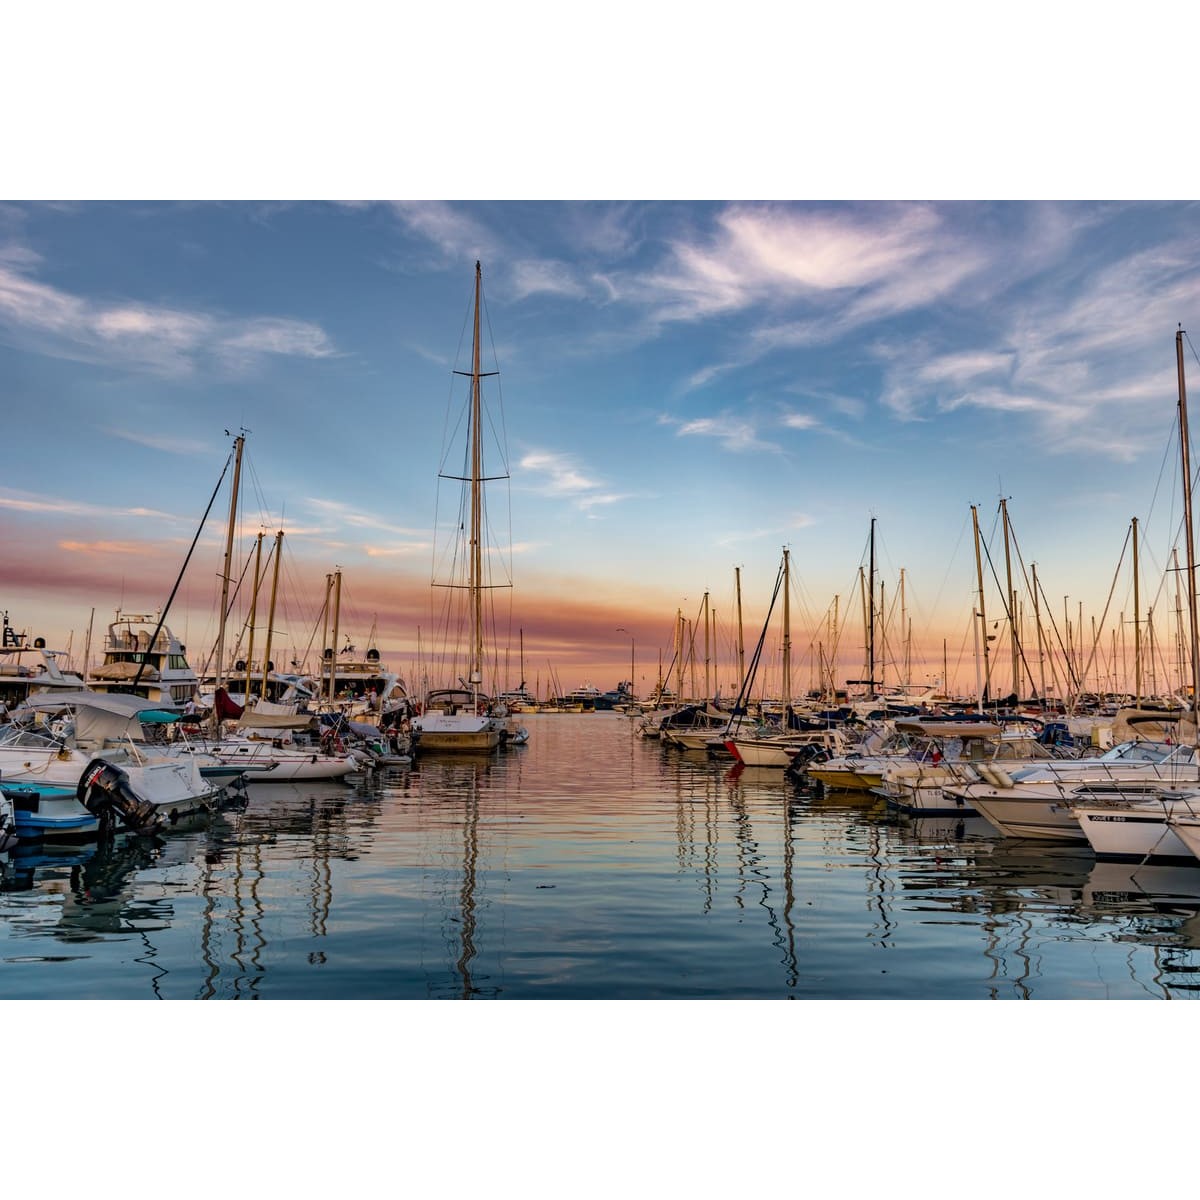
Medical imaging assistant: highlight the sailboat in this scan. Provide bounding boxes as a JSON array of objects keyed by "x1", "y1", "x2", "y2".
[{"x1": 412, "y1": 262, "x2": 513, "y2": 754}]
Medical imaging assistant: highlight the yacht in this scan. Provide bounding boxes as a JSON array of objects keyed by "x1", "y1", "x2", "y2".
[
  {"x1": 0, "y1": 611, "x2": 87, "y2": 713},
  {"x1": 87, "y1": 610, "x2": 200, "y2": 710},
  {"x1": 947, "y1": 740, "x2": 1200, "y2": 840}
]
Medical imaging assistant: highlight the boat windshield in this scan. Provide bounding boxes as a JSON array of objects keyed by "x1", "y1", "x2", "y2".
[{"x1": 1098, "y1": 740, "x2": 1193, "y2": 763}]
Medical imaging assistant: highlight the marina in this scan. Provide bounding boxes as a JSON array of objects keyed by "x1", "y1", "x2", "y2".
[{"x1": 6, "y1": 713, "x2": 1200, "y2": 1001}]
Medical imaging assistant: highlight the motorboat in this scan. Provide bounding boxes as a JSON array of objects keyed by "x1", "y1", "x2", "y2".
[
  {"x1": 947, "y1": 740, "x2": 1200, "y2": 840},
  {"x1": 2, "y1": 690, "x2": 223, "y2": 830}
]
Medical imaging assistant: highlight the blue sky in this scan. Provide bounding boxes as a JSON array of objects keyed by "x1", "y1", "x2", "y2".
[{"x1": 3, "y1": 199, "x2": 1199, "y2": 696}]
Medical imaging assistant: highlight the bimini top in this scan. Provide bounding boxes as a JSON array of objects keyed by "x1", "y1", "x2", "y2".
[{"x1": 20, "y1": 689, "x2": 175, "y2": 745}]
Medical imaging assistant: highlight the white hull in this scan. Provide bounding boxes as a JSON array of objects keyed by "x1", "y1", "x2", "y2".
[
  {"x1": 968, "y1": 792, "x2": 1086, "y2": 840},
  {"x1": 726, "y1": 737, "x2": 795, "y2": 768},
  {"x1": 208, "y1": 741, "x2": 358, "y2": 780},
  {"x1": 1170, "y1": 816, "x2": 1200, "y2": 862},
  {"x1": 0, "y1": 747, "x2": 217, "y2": 816},
  {"x1": 1075, "y1": 800, "x2": 1198, "y2": 861}
]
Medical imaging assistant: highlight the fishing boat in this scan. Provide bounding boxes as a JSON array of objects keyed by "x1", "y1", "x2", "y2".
[{"x1": 411, "y1": 262, "x2": 519, "y2": 755}]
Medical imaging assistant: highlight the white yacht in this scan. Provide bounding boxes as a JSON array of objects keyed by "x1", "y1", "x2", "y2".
[
  {"x1": 87, "y1": 610, "x2": 200, "y2": 710},
  {"x1": 0, "y1": 611, "x2": 87, "y2": 713}
]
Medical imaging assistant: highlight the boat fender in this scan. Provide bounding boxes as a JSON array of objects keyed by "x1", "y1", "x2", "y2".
[
  {"x1": 977, "y1": 764, "x2": 999, "y2": 786},
  {"x1": 991, "y1": 766, "x2": 1014, "y2": 788}
]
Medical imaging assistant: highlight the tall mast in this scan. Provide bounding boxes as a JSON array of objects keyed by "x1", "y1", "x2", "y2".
[
  {"x1": 703, "y1": 590, "x2": 711, "y2": 701},
  {"x1": 1001, "y1": 497, "x2": 1020, "y2": 699},
  {"x1": 868, "y1": 518, "x2": 876, "y2": 694},
  {"x1": 245, "y1": 531, "x2": 264, "y2": 698},
  {"x1": 735, "y1": 566, "x2": 745, "y2": 691},
  {"x1": 1032, "y1": 562, "x2": 1048, "y2": 703},
  {"x1": 469, "y1": 260, "x2": 485, "y2": 701},
  {"x1": 1132, "y1": 516, "x2": 1141, "y2": 707},
  {"x1": 971, "y1": 504, "x2": 991, "y2": 704},
  {"x1": 214, "y1": 432, "x2": 245, "y2": 696},
  {"x1": 782, "y1": 547, "x2": 792, "y2": 719},
  {"x1": 1177, "y1": 327, "x2": 1200, "y2": 725},
  {"x1": 260, "y1": 529, "x2": 283, "y2": 700},
  {"x1": 330, "y1": 568, "x2": 342, "y2": 705}
]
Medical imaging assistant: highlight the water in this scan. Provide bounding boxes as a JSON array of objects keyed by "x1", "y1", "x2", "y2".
[{"x1": 4, "y1": 713, "x2": 1200, "y2": 1000}]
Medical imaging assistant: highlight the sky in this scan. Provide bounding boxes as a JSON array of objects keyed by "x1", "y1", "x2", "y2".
[
  {"x1": 5, "y1": 5, "x2": 1200, "y2": 704},
  {"x1": 4, "y1": 197, "x2": 1200, "y2": 699}
]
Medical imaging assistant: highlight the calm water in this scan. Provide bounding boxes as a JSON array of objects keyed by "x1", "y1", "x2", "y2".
[{"x1": 4, "y1": 713, "x2": 1200, "y2": 1000}]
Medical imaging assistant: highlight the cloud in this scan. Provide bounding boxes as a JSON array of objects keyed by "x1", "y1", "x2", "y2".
[
  {"x1": 106, "y1": 428, "x2": 215, "y2": 455},
  {"x1": 59, "y1": 539, "x2": 163, "y2": 556},
  {"x1": 0, "y1": 489, "x2": 178, "y2": 521},
  {"x1": 623, "y1": 203, "x2": 969, "y2": 328},
  {"x1": 0, "y1": 257, "x2": 337, "y2": 376},
  {"x1": 781, "y1": 411, "x2": 818, "y2": 431},
  {"x1": 304, "y1": 496, "x2": 427, "y2": 537},
  {"x1": 389, "y1": 201, "x2": 501, "y2": 262},
  {"x1": 510, "y1": 259, "x2": 588, "y2": 301},
  {"x1": 666, "y1": 413, "x2": 774, "y2": 453},
  {"x1": 519, "y1": 450, "x2": 600, "y2": 496}
]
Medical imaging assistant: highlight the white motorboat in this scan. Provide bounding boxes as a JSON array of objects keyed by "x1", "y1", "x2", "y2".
[
  {"x1": 948, "y1": 740, "x2": 1200, "y2": 840},
  {"x1": 1073, "y1": 791, "x2": 1200, "y2": 862},
  {"x1": 874, "y1": 720, "x2": 1066, "y2": 816},
  {"x1": 3, "y1": 691, "x2": 224, "y2": 827}
]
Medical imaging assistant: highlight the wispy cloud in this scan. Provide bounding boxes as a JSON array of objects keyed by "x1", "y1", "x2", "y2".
[
  {"x1": 519, "y1": 451, "x2": 600, "y2": 496},
  {"x1": 59, "y1": 539, "x2": 162, "y2": 556},
  {"x1": 510, "y1": 259, "x2": 588, "y2": 301},
  {"x1": 664, "y1": 412, "x2": 775, "y2": 453},
  {"x1": 517, "y1": 449, "x2": 632, "y2": 516},
  {"x1": 0, "y1": 489, "x2": 178, "y2": 520},
  {"x1": 0, "y1": 256, "x2": 337, "y2": 376},
  {"x1": 304, "y1": 497, "x2": 427, "y2": 538},
  {"x1": 389, "y1": 201, "x2": 501, "y2": 262},
  {"x1": 106, "y1": 428, "x2": 215, "y2": 456},
  {"x1": 620, "y1": 203, "x2": 972, "y2": 328}
]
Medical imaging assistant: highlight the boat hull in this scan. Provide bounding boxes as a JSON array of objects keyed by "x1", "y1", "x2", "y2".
[
  {"x1": 967, "y1": 791, "x2": 1087, "y2": 840},
  {"x1": 1075, "y1": 802, "x2": 1196, "y2": 861}
]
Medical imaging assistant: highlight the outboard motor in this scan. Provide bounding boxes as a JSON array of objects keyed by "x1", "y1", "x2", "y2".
[{"x1": 76, "y1": 759, "x2": 163, "y2": 837}]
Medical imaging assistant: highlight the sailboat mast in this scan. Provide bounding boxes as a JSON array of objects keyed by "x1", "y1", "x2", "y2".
[
  {"x1": 1177, "y1": 328, "x2": 1200, "y2": 721},
  {"x1": 703, "y1": 590, "x2": 711, "y2": 701},
  {"x1": 782, "y1": 547, "x2": 791, "y2": 719},
  {"x1": 330, "y1": 568, "x2": 342, "y2": 704},
  {"x1": 469, "y1": 260, "x2": 485, "y2": 700},
  {"x1": 214, "y1": 432, "x2": 245, "y2": 696},
  {"x1": 245, "y1": 531, "x2": 264, "y2": 698},
  {"x1": 868, "y1": 517, "x2": 876, "y2": 694},
  {"x1": 971, "y1": 504, "x2": 991, "y2": 705},
  {"x1": 735, "y1": 566, "x2": 745, "y2": 692},
  {"x1": 1132, "y1": 516, "x2": 1141, "y2": 707},
  {"x1": 260, "y1": 529, "x2": 283, "y2": 700},
  {"x1": 1001, "y1": 497, "x2": 1020, "y2": 700}
]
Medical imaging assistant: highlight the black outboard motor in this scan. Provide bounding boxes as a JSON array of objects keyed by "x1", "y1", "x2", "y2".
[{"x1": 76, "y1": 759, "x2": 163, "y2": 837}]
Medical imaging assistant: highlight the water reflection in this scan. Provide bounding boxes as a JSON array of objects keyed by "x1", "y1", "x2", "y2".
[{"x1": 6, "y1": 715, "x2": 1200, "y2": 998}]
